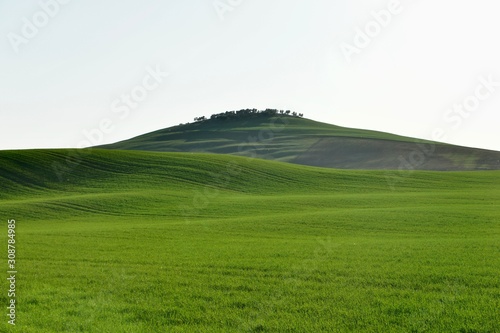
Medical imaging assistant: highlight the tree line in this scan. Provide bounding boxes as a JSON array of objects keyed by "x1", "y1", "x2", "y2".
[{"x1": 194, "y1": 109, "x2": 304, "y2": 122}]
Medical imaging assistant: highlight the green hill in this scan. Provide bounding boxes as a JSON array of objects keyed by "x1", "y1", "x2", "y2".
[
  {"x1": 1, "y1": 149, "x2": 499, "y2": 332},
  {"x1": 98, "y1": 114, "x2": 500, "y2": 171}
]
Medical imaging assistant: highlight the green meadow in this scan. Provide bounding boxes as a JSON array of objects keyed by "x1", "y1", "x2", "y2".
[{"x1": 1, "y1": 149, "x2": 499, "y2": 332}]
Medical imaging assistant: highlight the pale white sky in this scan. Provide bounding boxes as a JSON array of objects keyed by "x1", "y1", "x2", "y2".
[{"x1": 1, "y1": 0, "x2": 499, "y2": 151}]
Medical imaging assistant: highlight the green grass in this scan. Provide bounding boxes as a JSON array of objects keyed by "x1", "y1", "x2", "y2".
[{"x1": 1, "y1": 149, "x2": 499, "y2": 332}]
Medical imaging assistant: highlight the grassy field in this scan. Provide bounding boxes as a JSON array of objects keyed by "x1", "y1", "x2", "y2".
[{"x1": 1, "y1": 149, "x2": 499, "y2": 332}]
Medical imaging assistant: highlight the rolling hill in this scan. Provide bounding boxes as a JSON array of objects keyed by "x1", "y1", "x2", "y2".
[
  {"x1": 98, "y1": 114, "x2": 500, "y2": 171},
  {"x1": 1, "y1": 149, "x2": 499, "y2": 332}
]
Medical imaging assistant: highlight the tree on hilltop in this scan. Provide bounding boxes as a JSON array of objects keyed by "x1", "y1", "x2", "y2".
[{"x1": 193, "y1": 108, "x2": 304, "y2": 123}]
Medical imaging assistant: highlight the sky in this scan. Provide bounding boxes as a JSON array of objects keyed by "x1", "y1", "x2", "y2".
[{"x1": 1, "y1": 0, "x2": 499, "y2": 151}]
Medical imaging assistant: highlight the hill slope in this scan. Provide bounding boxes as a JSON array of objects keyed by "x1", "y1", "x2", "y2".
[
  {"x1": 98, "y1": 115, "x2": 500, "y2": 171},
  {"x1": 1, "y1": 149, "x2": 499, "y2": 332}
]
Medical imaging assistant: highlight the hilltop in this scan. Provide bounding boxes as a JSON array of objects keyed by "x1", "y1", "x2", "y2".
[{"x1": 98, "y1": 110, "x2": 500, "y2": 171}]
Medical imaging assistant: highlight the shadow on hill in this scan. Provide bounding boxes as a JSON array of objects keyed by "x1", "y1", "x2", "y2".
[{"x1": 293, "y1": 137, "x2": 500, "y2": 171}]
